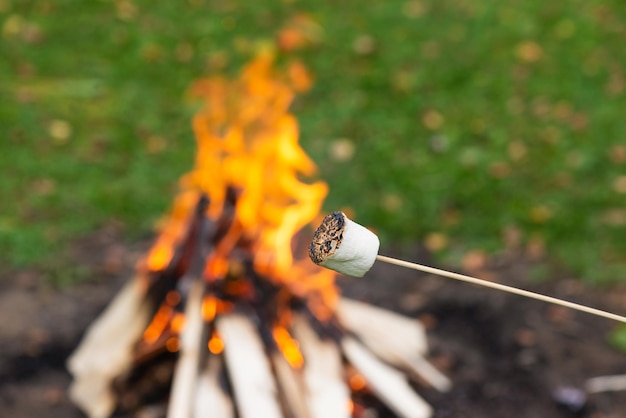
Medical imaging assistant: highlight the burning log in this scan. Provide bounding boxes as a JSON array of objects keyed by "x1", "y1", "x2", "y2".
[
  {"x1": 270, "y1": 348, "x2": 311, "y2": 418},
  {"x1": 68, "y1": 52, "x2": 447, "y2": 418},
  {"x1": 292, "y1": 315, "x2": 350, "y2": 418},
  {"x1": 167, "y1": 280, "x2": 205, "y2": 418},
  {"x1": 217, "y1": 312, "x2": 283, "y2": 418}
]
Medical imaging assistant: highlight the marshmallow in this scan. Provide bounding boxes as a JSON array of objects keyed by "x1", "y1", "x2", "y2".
[{"x1": 308, "y1": 211, "x2": 380, "y2": 277}]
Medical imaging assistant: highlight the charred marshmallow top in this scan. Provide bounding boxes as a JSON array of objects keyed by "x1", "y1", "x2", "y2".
[{"x1": 308, "y1": 211, "x2": 380, "y2": 277}]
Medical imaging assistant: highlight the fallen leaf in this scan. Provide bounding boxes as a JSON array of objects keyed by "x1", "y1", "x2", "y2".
[
  {"x1": 515, "y1": 41, "x2": 543, "y2": 63},
  {"x1": 48, "y1": 119, "x2": 72, "y2": 143},
  {"x1": 422, "y1": 109, "x2": 444, "y2": 130},
  {"x1": 530, "y1": 205, "x2": 552, "y2": 223},
  {"x1": 612, "y1": 176, "x2": 626, "y2": 194},
  {"x1": 382, "y1": 193, "x2": 403, "y2": 212},
  {"x1": 402, "y1": 0, "x2": 427, "y2": 18},
  {"x1": 609, "y1": 145, "x2": 626, "y2": 164},
  {"x1": 353, "y1": 34, "x2": 375, "y2": 55},
  {"x1": 508, "y1": 140, "x2": 527, "y2": 161},
  {"x1": 329, "y1": 138, "x2": 355, "y2": 162},
  {"x1": 424, "y1": 232, "x2": 448, "y2": 252},
  {"x1": 462, "y1": 250, "x2": 487, "y2": 271}
]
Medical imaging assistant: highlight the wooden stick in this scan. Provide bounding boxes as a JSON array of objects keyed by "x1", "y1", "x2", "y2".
[
  {"x1": 337, "y1": 298, "x2": 450, "y2": 392},
  {"x1": 341, "y1": 337, "x2": 432, "y2": 418},
  {"x1": 376, "y1": 255, "x2": 626, "y2": 324},
  {"x1": 337, "y1": 298, "x2": 428, "y2": 356},
  {"x1": 167, "y1": 279, "x2": 205, "y2": 418},
  {"x1": 586, "y1": 374, "x2": 626, "y2": 393},
  {"x1": 194, "y1": 355, "x2": 234, "y2": 418},
  {"x1": 292, "y1": 316, "x2": 351, "y2": 418},
  {"x1": 270, "y1": 352, "x2": 311, "y2": 418},
  {"x1": 67, "y1": 278, "x2": 152, "y2": 418},
  {"x1": 217, "y1": 313, "x2": 283, "y2": 418}
]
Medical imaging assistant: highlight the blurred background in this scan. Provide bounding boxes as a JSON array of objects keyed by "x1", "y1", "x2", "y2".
[
  {"x1": 3, "y1": 1, "x2": 626, "y2": 416},
  {"x1": 2, "y1": 0, "x2": 626, "y2": 282},
  {"x1": 2, "y1": 0, "x2": 626, "y2": 286}
]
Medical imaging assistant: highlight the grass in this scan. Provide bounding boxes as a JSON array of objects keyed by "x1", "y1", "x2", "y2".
[{"x1": 2, "y1": 0, "x2": 626, "y2": 285}]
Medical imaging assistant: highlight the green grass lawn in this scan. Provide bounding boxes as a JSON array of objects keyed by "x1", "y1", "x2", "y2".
[{"x1": 2, "y1": 0, "x2": 626, "y2": 284}]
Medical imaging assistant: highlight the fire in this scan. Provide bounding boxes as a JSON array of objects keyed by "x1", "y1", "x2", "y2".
[
  {"x1": 348, "y1": 372, "x2": 367, "y2": 392},
  {"x1": 144, "y1": 49, "x2": 331, "y2": 282},
  {"x1": 165, "y1": 337, "x2": 180, "y2": 353},
  {"x1": 137, "y1": 49, "x2": 338, "y2": 362},
  {"x1": 146, "y1": 190, "x2": 201, "y2": 272},
  {"x1": 208, "y1": 332, "x2": 224, "y2": 354},
  {"x1": 142, "y1": 304, "x2": 173, "y2": 344},
  {"x1": 183, "y1": 50, "x2": 327, "y2": 279},
  {"x1": 68, "y1": 28, "x2": 443, "y2": 418},
  {"x1": 201, "y1": 296, "x2": 217, "y2": 321},
  {"x1": 272, "y1": 326, "x2": 304, "y2": 369}
]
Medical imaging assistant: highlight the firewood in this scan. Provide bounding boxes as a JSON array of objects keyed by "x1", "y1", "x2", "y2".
[
  {"x1": 67, "y1": 279, "x2": 152, "y2": 418},
  {"x1": 341, "y1": 337, "x2": 432, "y2": 418},
  {"x1": 167, "y1": 279, "x2": 206, "y2": 418},
  {"x1": 337, "y1": 298, "x2": 450, "y2": 392},
  {"x1": 405, "y1": 355, "x2": 452, "y2": 393},
  {"x1": 292, "y1": 316, "x2": 351, "y2": 418},
  {"x1": 586, "y1": 374, "x2": 626, "y2": 393},
  {"x1": 337, "y1": 298, "x2": 427, "y2": 356},
  {"x1": 193, "y1": 355, "x2": 234, "y2": 418},
  {"x1": 270, "y1": 352, "x2": 311, "y2": 418},
  {"x1": 217, "y1": 312, "x2": 283, "y2": 418}
]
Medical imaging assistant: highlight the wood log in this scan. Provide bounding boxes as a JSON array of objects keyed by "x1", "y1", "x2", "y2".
[
  {"x1": 193, "y1": 355, "x2": 234, "y2": 418},
  {"x1": 67, "y1": 279, "x2": 152, "y2": 418},
  {"x1": 406, "y1": 355, "x2": 451, "y2": 392},
  {"x1": 586, "y1": 374, "x2": 626, "y2": 393},
  {"x1": 270, "y1": 352, "x2": 311, "y2": 418},
  {"x1": 337, "y1": 298, "x2": 427, "y2": 357},
  {"x1": 167, "y1": 279, "x2": 206, "y2": 418},
  {"x1": 292, "y1": 316, "x2": 351, "y2": 418},
  {"x1": 217, "y1": 313, "x2": 282, "y2": 418},
  {"x1": 337, "y1": 298, "x2": 450, "y2": 392},
  {"x1": 341, "y1": 337, "x2": 432, "y2": 418}
]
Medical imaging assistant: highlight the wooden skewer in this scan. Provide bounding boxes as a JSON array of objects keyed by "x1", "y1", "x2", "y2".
[{"x1": 376, "y1": 254, "x2": 626, "y2": 324}]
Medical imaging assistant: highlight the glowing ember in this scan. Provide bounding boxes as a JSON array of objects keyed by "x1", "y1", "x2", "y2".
[
  {"x1": 208, "y1": 332, "x2": 224, "y2": 354},
  {"x1": 349, "y1": 372, "x2": 368, "y2": 392},
  {"x1": 272, "y1": 326, "x2": 304, "y2": 369}
]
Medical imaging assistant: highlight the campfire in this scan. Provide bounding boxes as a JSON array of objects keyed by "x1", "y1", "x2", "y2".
[{"x1": 67, "y1": 50, "x2": 450, "y2": 418}]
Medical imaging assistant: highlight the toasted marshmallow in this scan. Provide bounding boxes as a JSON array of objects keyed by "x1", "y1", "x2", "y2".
[{"x1": 308, "y1": 211, "x2": 380, "y2": 277}]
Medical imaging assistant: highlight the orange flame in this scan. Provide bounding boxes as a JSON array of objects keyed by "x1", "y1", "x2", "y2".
[
  {"x1": 348, "y1": 373, "x2": 367, "y2": 392},
  {"x1": 145, "y1": 190, "x2": 200, "y2": 272},
  {"x1": 183, "y1": 50, "x2": 327, "y2": 278},
  {"x1": 272, "y1": 326, "x2": 304, "y2": 369},
  {"x1": 170, "y1": 313, "x2": 186, "y2": 334},
  {"x1": 165, "y1": 336, "x2": 181, "y2": 353},
  {"x1": 201, "y1": 296, "x2": 217, "y2": 321},
  {"x1": 142, "y1": 304, "x2": 173, "y2": 344},
  {"x1": 139, "y1": 50, "x2": 338, "y2": 358},
  {"x1": 208, "y1": 331, "x2": 224, "y2": 354},
  {"x1": 142, "y1": 49, "x2": 335, "y2": 297}
]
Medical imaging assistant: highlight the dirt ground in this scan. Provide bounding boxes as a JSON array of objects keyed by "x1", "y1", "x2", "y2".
[{"x1": 1, "y1": 227, "x2": 626, "y2": 418}]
